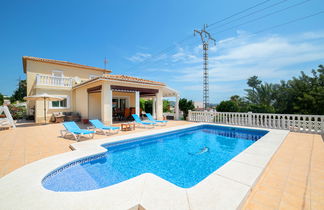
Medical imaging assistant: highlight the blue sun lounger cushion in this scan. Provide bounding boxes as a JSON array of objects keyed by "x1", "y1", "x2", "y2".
[
  {"x1": 89, "y1": 119, "x2": 119, "y2": 135},
  {"x1": 145, "y1": 113, "x2": 168, "y2": 124},
  {"x1": 62, "y1": 121, "x2": 95, "y2": 141},
  {"x1": 132, "y1": 114, "x2": 156, "y2": 126}
]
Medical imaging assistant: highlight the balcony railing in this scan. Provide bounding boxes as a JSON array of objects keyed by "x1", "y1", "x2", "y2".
[
  {"x1": 188, "y1": 110, "x2": 324, "y2": 134},
  {"x1": 36, "y1": 74, "x2": 73, "y2": 88}
]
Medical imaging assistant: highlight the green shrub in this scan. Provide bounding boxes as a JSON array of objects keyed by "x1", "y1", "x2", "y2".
[
  {"x1": 0, "y1": 93, "x2": 3, "y2": 105},
  {"x1": 7, "y1": 104, "x2": 27, "y2": 120},
  {"x1": 216, "y1": 100, "x2": 239, "y2": 112}
]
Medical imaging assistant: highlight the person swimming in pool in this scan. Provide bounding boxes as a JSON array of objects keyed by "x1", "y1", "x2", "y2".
[{"x1": 188, "y1": 146, "x2": 209, "y2": 155}]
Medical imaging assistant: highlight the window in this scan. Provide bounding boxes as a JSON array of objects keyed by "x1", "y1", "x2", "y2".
[
  {"x1": 49, "y1": 96, "x2": 70, "y2": 109},
  {"x1": 52, "y1": 70, "x2": 63, "y2": 77},
  {"x1": 112, "y1": 97, "x2": 129, "y2": 111},
  {"x1": 89, "y1": 74, "x2": 100, "y2": 79}
]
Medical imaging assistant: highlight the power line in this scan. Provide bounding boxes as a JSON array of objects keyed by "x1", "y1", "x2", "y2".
[
  {"x1": 253, "y1": 10, "x2": 324, "y2": 34},
  {"x1": 126, "y1": 0, "x2": 277, "y2": 71},
  {"x1": 210, "y1": 0, "x2": 311, "y2": 35},
  {"x1": 133, "y1": 10, "x2": 324, "y2": 71},
  {"x1": 126, "y1": 0, "x2": 314, "y2": 72},
  {"x1": 208, "y1": 0, "x2": 291, "y2": 30},
  {"x1": 208, "y1": 0, "x2": 272, "y2": 27}
]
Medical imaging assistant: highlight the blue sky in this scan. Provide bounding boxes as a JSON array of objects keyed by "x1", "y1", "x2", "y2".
[{"x1": 1, "y1": 0, "x2": 323, "y2": 103}]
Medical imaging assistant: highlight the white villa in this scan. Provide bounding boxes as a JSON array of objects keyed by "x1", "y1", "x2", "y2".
[{"x1": 23, "y1": 56, "x2": 180, "y2": 124}]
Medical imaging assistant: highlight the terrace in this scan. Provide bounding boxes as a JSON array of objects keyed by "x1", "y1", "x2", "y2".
[
  {"x1": 0, "y1": 120, "x2": 322, "y2": 209},
  {"x1": 35, "y1": 74, "x2": 74, "y2": 88}
]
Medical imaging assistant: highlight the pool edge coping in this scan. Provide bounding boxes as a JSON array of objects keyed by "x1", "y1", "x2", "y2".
[{"x1": 0, "y1": 123, "x2": 289, "y2": 210}]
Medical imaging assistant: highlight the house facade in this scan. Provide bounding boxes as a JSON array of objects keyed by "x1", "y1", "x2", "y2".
[{"x1": 23, "y1": 56, "x2": 179, "y2": 124}]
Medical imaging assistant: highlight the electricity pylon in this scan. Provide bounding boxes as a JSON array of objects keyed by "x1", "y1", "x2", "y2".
[{"x1": 194, "y1": 24, "x2": 216, "y2": 110}]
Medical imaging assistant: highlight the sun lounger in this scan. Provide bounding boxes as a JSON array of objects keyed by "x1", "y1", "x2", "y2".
[
  {"x1": 132, "y1": 114, "x2": 156, "y2": 128},
  {"x1": 61, "y1": 121, "x2": 95, "y2": 141},
  {"x1": 89, "y1": 119, "x2": 119, "y2": 135},
  {"x1": 145, "y1": 113, "x2": 168, "y2": 126}
]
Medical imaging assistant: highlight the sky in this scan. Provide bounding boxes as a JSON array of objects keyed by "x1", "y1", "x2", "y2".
[{"x1": 0, "y1": 0, "x2": 323, "y2": 103}]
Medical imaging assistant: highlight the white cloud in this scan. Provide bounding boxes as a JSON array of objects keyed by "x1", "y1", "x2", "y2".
[
  {"x1": 170, "y1": 31, "x2": 324, "y2": 83},
  {"x1": 128, "y1": 31, "x2": 324, "y2": 102},
  {"x1": 299, "y1": 31, "x2": 324, "y2": 40},
  {"x1": 171, "y1": 47, "x2": 200, "y2": 63},
  {"x1": 127, "y1": 52, "x2": 152, "y2": 62}
]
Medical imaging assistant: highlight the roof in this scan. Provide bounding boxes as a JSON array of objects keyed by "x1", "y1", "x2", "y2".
[
  {"x1": 73, "y1": 74, "x2": 165, "y2": 89},
  {"x1": 162, "y1": 86, "x2": 179, "y2": 97},
  {"x1": 22, "y1": 56, "x2": 111, "y2": 73},
  {"x1": 103, "y1": 74, "x2": 165, "y2": 86}
]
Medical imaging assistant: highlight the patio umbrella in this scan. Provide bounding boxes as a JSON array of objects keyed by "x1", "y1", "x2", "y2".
[{"x1": 24, "y1": 93, "x2": 64, "y2": 124}]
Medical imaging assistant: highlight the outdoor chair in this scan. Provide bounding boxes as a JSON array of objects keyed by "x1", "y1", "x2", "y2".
[
  {"x1": 132, "y1": 114, "x2": 156, "y2": 128},
  {"x1": 145, "y1": 113, "x2": 168, "y2": 126},
  {"x1": 61, "y1": 121, "x2": 95, "y2": 141},
  {"x1": 89, "y1": 119, "x2": 120, "y2": 135},
  {"x1": 52, "y1": 112, "x2": 65, "y2": 123}
]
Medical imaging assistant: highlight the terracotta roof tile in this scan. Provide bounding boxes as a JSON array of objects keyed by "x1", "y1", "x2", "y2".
[
  {"x1": 102, "y1": 74, "x2": 165, "y2": 86},
  {"x1": 22, "y1": 56, "x2": 111, "y2": 73},
  {"x1": 73, "y1": 74, "x2": 164, "y2": 89}
]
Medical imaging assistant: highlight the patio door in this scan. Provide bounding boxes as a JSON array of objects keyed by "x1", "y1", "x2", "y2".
[
  {"x1": 112, "y1": 97, "x2": 129, "y2": 121},
  {"x1": 88, "y1": 92, "x2": 101, "y2": 120}
]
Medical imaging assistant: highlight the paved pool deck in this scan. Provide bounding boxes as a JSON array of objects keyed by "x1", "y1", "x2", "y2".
[
  {"x1": 0, "y1": 121, "x2": 323, "y2": 209},
  {"x1": 0, "y1": 120, "x2": 194, "y2": 177},
  {"x1": 243, "y1": 132, "x2": 324, "y2": 210}
]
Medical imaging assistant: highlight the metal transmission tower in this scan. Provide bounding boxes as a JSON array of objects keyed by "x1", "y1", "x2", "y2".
[{"x1": 194, "y1": 24, "x2": 216, "y2": 109}]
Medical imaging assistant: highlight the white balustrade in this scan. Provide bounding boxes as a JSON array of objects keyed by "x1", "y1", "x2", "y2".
[
  {"x1": 188, "y1": 110, "x2": 324, "y2": 134},
  {"x1": 36, "y1": 74, "x2": 73, "y2": 88}
]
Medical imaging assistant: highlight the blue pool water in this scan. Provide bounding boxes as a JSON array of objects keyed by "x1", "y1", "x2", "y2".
[{"x1": 43, "y1": 125, "x2": 268, "y2": 192}]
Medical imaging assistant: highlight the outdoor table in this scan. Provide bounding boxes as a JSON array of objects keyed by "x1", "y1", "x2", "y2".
[{"x1": 121, "y1": 122, "x2": 135, "y2": 131}]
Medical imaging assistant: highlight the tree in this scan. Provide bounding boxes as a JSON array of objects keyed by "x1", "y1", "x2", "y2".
[
  {"x1": 144, "y1": 100, "x2": 153, "y2": 114},
  {"x1": 247, "y1": 76, "x2": 262, "y2": 92},
  {"x1": 163, "y1": 100, "x2": 170, "y2": 112},
  {"x1": 229, "y1": 65, "x2": 324, "y2": 115},
  {"x1": 286, "y1": 65, "x2": 324, "y2": 114},
  {"x1": 249, "y1": 104, "x2": 275, "y2": 113},
  {"x1": 230, "y1": 95, "x2": 250, "y2": 112},
  {"x1": 140, "y1": 98, "x2": 146, "y2": 111},
  {"x1": 10, "y1": 79, "x2": 27, "y2": 103},
  {"x1": 0, "y1": 93, "x2": 3, "y2": 105},
  {"x1": 246, "y1": 82, "x2": 275, "y2": 106},
  {"x1": 216, "y1": 100, "x2": 239, "y2": 112},
  {"x1": 179, "y1": 98, "x2": 194, "y2": 120}
]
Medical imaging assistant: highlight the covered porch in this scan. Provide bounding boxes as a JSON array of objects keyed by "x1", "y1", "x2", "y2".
[{"x1": 74, "y1": 78, "x2": 179, "y2": 125}]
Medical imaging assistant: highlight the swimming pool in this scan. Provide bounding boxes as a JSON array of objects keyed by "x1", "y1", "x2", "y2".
[{"x1": 43, "y1": 125, "x2": 268, "y2": 192}]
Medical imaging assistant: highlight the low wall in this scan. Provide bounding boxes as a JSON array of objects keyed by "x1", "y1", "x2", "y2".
[{"x1": 188, "y1": 111, "x2": 324, "y2": 134}]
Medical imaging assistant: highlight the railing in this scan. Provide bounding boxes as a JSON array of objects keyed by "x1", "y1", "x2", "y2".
[
  {"x1": 36, "y1": 74, "x2": 73, "y2": 88},
  {"x1": 188, "y1": 110, "x2": 324, "y2": 134}
]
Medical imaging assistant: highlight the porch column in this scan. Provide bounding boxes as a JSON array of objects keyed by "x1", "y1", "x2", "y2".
[
  {"x1": 152, "y1": 97, "x2": 156, "y2": 119},
  {"x1": 101, "y1": 83, "x2": 112, "y2": 125},
  {"x1": 135, "y1": 91, "x2": 140, "y2": 116},
  {"x1": 175, "y1": 94, "x2": 180, "y2": 120},
  {"x1": 156, "y1": 90, "x2": 163, "y2": 120}
]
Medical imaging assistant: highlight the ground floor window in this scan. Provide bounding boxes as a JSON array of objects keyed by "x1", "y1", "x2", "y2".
[
  {"x1": 113, "y1": 96, "x2": 130, "y2": 121},
  {"x1": 49, "y1": 95, "x2": 70, "y2": 109},
  {"x1": 113, "y1": 97, "x2": 128, "y2": 111}
]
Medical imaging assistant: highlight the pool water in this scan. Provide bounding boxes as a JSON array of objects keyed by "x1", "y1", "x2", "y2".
[{"x1": 43, "y1": 125, "x2": 268, "y2": 192}]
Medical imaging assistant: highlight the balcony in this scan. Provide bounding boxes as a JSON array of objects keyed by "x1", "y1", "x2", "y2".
[{"x1": 36, "y1": 74, "x2": 73, "y2": 88}]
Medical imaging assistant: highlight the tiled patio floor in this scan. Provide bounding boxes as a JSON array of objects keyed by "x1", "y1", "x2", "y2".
[
  {"x1": 242, "y1": 132, "x2": 324, "y2": 210},
  {"x1": 0, "y1": 122, "x2": 323, "y2": 209},
  {"x1": 0, "y1": 120, "x2": 193, "y2": 177}
]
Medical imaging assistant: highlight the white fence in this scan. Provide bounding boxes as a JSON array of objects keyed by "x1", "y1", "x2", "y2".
[
  {"x1": 36, "y1": 74, "x2": 73, "y2": 88},
  {"x1": 188, "y1": 111, "x2": 324, "y2": 134}
]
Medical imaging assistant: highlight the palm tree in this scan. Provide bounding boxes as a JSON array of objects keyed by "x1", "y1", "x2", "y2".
[{"x1": 247, "y1": 76, "x2": 262, "y2": 93}]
